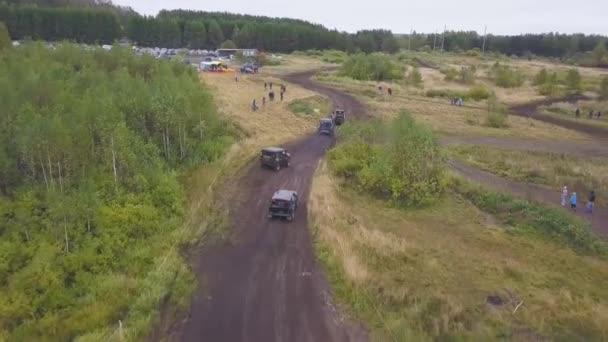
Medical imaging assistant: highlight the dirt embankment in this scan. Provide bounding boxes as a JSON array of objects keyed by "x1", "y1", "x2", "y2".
[{"x1": 170, "y1": 70, "x2": 367, "y2": 342}]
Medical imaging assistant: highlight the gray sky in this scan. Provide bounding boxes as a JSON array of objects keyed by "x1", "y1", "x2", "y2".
[{"x1": 113, "y1": 0, "x2": 607, "y2": 35}]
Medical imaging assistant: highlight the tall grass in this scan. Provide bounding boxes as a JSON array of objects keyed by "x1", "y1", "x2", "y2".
[{"x1": 341, "y1": 53, "x2": 404, "y2": 81}]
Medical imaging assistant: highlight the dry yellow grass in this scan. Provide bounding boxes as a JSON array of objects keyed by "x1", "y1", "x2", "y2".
[
  {"x1": 309, "y1": 160, "x2": 608, "y2": 341},
  {"x1": 317, "y1": 74, "x2": 590, "y2": 141},
  {"x1": 261, "y1": 55, "x2": 333, "y2": 76},
  {"x1": 200, "y1": 72, "x2": 326, "y2": 169}
]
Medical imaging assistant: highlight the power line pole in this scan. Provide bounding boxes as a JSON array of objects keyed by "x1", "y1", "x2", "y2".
[
  {"x1": 440, "y1": 24, "x2": 446, "y2": 52},
  {"x1": 482, "y1": 25, "x2": 488, "y2": 54},
  {"x1": 408, "y1": 27, "x2": 412, "y2": 50}
]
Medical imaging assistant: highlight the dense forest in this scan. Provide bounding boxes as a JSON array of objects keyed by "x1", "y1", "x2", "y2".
[
  {"x1": 0, "y1": 42, "x2": 233, "y2": 340},
  {"x1": 1, "y1": 3, "x2": 606, "y2": 62}
]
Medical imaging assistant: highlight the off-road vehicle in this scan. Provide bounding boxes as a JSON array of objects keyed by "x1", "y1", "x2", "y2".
[
  {"x1": 332, "y1": 109, "x2": 346, "y2": 125},
  {"x1": 267, "y1": 190, "x2": 299, "y2": 221},
  {"x1": 260, "y1": 147, "x2": 291, "y2": 171},
  {"x1": 318, "y1": 118, "x2": 335, "y2": 136}
]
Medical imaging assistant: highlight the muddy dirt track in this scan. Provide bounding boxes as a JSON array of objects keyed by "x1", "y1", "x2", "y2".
[
  {"x1": 171, "y1": 71, "x2": 608, "y2": 342},
  {"x1": 172, "y1": 70, "x2": 367, "y2": 342}
]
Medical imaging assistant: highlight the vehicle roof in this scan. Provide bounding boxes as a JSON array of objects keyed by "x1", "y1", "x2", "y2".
[
  {"x1": 272, "y1": 190, "x2": 297, "y2": 200},
  {"x1": 320, "y1": 118, "x2": 333, "y2": 123},
  {"x1": 262, "y1": 147, "x2": 285, "y2": 153}
]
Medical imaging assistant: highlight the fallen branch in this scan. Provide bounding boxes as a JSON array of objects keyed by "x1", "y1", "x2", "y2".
[{"x1": 513, "y1": 300, "x2": 524, "y2": 314}]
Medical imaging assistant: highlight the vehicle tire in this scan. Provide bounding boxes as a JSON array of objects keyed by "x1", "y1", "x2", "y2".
[
  {"x1": 287, "y1": 213, "x2": 294, "y2": 222},
  {"x1": 275, "y1": 164, "x2": 280, "y2": 171}
]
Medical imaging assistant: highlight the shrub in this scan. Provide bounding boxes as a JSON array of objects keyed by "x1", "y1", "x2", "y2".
[
  {"x1": 464, "y1": 48, "x2": 481, "y2": 57},
  {"x1": 459, "y1": 65, "x2": 477, "y2": 84},
  {"x1": 0, "y1": 21, "x2": 10, "y2": 51},
  {"x1": 533, "y1": 68, "x2": 549, "y2": 86},
  {"x1": 440, "y1": 67, "x2": 459, "y2": 81},
  {"x1": 490, "y1": 62, "x2": 525, "y2": 88},
  {"x1": 407, "y1": 66, "x2": 423, "y2": 87},
  {"x1": 454, "y1": 180, "x2": 608, "y2": 257},
  {"x1": 600, "y1": 77, "x2": 608, "y2": 99},
  {"x1": 468, "y1": 84, "x2": 492, "y2": 101},
  {"x1": 565, "y1": 68, "x2": 582, "y2": 95},
  {"x1": 485, "y1": 95, "x2": 508, "y2": 128},
  {"x1": 341, "y1": 53, "x2": 404, "y2": 81},
  {"x1": 537, "y1": 71, "x2": 560, "y2": 96},
  {"x1": 425, "y1": 89, "x2": 468, "y2": 100},
  {"x1": 329, "y1": 112, "x2": 445, "y2": 207}
]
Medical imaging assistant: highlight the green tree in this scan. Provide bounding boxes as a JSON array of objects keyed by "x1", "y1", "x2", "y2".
[
  {"x1": 534, "y1": 68, "x2": 549, "y2": 86},
  {"x1": 408, "y1": 66, "x2": 423, "y2": 87},
  {"x1": 592, "y1": 40, "x2": 606, "y2": 66},
  {"x1": 0, "y1": 21, "x2": 9, "y2": 51},
  {"x1": 599, "y1": 77, "x2": 608, "y2": 100},
  {"x1": 565, "y1": 69, "x2": 582, "y2": 95},
  {"x1": 538, "y1": 72, "x2": 559, "y2": 97},
  {"x1": 221, "y1": 39, "x2": 236, "y2": 49},
  {"x1": 207, "y1": 20, "x2": 224, "y2": 49},
  {"x1": 186, "y1": 21, "x2": 206, "y2": 49},
  {"x1": 381, "y1": 36, "x2": 399, "y2": 54}
]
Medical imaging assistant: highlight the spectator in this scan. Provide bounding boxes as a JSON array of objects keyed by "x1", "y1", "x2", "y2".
[
  {"x1": 388, "y1": 88, "x2": 393, "y2": 96},
  {"x1": 597, "y1": 111, "x2": 602, "y2": 119},
  {"x1": 586, "y1": 191, "x2": 596, "y2": 214},
  {"x1": 252, "y1": 99, "x2": 258, "y2": 111},
  {"x1": 264, "y1": 82, "x2": 268, "y2": 90},
  {"x1": 570, "y1": 192, "x2": 577, "y2": 212},
  {"x1": 262, "y1": 96, "x2": 266, "y2": 106},
  {"x1": 280, "y1": 91, "x2": 284, "y2": 101},
  {"x1": 589, "y1": 110, "x2": 594, "y2": 119},
  {"x1": 561, "y1": 186, "x2": 568, "y2": 206},
  {"x1": 575, "y1": 108, "x2": 580, "y2": 117}
]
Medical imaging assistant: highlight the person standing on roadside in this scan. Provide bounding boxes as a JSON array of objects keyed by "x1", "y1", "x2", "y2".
[
  {"x1": 561, "y1": 186, "x2": 568, "y2": 206},
  {"x1": 586, "y1": 191, "x2": 596, "y2": 214},
  {"x1": 575, "y1": 108, "x2": 581, "y2": 117},
  {"x1": 570, "y1": 192, "x2": 577, "y2": 212},
  {"x1": 264, "y1": 82, "x2": 268, "y2": 90}
]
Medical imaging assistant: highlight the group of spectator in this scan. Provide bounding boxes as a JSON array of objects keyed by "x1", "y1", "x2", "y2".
[{"x1": 561, "y1": 186, "x2": 596, "y2": 214}]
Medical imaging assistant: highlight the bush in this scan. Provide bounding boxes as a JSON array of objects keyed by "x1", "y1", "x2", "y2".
[
  {"x1": 485, "y1": 95, "x2": 508, "y2": 128},
  {"x1": 329, "y1": 112, "x2": 445, "y2": 207},
  {"x1": 454, "y1": 180, "x2": 608, "y2": 257},
  {"x1": 565, "y1": 68, "x2": 582, "y2": 95},
  {"x1": 440, "y1": 67, "x2": 459, "y2": 81},
  {"x1": 468, "y1": 84, "x2": 492, "y2": 100},
  {"x1": 464, "y1": 48, "x2": 481, "y2": 57},
  {"x1": 600, "y1": 77, "x2": 608, "y2": 99},
  {"x1": 407, "y1": 66, "x2": 423, "y2": 87},
  {"x1": 533, "y1": 68, "x2": 549, "y2": 86},
  {"x1": 341, "y1": 53, "x2": 404, "y2": 81},
  {"x1": 0, "y1": 21, "x2": 9, "y2": 51},
  {"x1": 459, "y1": 65, "x2": 477, "y2": 84},
  {"x1": 490, "y1": 62, "x2": 525, "y2": 88}
]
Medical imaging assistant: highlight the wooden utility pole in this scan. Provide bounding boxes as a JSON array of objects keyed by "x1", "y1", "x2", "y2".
[
  {"x1": 440, "y1": 25, "x2": 447, "y2": 51},
  {"x1": 408, "y1": 28, "x2": 412, "y2": 50},
  {"x1": 482, "y1": 25, "x2": 488, "y2": 54}
]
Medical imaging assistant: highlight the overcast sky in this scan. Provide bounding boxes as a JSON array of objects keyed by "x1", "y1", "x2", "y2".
[{"x1": 113, "y1": 0, "x2": 607, "y2": 36}]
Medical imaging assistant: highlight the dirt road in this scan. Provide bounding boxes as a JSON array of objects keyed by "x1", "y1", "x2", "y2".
[
  {"x1": 173, "y1": 71, "x2": 367, "y2": 342},
  {"x1": 442, "y1": 136, "x2": 608, "y2": 158}
]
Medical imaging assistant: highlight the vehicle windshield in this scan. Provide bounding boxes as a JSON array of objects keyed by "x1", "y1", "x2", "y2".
[
  {"x1": 271, "y1": 199, "x2": 290, "y2": 207},
  {"x1": 262, "y1": 150, "x2": 279, "y2": 157}
]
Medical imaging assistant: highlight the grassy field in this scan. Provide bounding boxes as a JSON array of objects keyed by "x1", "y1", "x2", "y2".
[
  {"x1": 448, "y1": 144, "x2": 608, "y2": 205},
  {"x1": 288, "y1": 95, "x2": 332, "y2": 118},
  {"x1": 539, "y1": 100, "x2": 608, "y2": 128},
  {"x1": 315, "y1": 72, "x2": 590, "y2": 141},
  {"x1": 310, "y1": 161, "x2": 608, "y2": 341}
]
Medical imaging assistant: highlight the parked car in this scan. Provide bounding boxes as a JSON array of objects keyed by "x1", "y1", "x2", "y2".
[
  {"x1": 267, "y1": 190, "x2": 299, "y2": 221},
  {"x1": 332, "y1": 109, "x2": 346, "y2": 125},
  {"x1": 260, "y1": 147, "x2": 291, "y2": 171},
  {"x1": 318, "y1": 118, "x2": 335, "y2": 135}
]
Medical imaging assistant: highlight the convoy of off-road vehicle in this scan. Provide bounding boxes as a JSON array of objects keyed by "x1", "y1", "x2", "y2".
[
  {"x1": 267, "y1": 190, "x2": 299, "y2": 221},
  {"x1": 332, "y1": 109, "x2": 345, "y2": 125},
  {"x1": 264, "y1": 109, "x2": 345, "y2": 221},
  {"x1": 260, "y1": 147, "x2": 291, "y2": 171}
]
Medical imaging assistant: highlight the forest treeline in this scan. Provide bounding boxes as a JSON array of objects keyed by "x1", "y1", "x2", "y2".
[
  {"x1": 1, "y1": 4, "x2": 607, "y2": 62},
  {"x1": 0, "y1": 42, "x2": 233, "y2": 340}
]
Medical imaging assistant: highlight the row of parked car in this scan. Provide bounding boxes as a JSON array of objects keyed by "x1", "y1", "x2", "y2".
[{"x1": 263, "y1": 109, "x2": 346, "y2": 221}]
